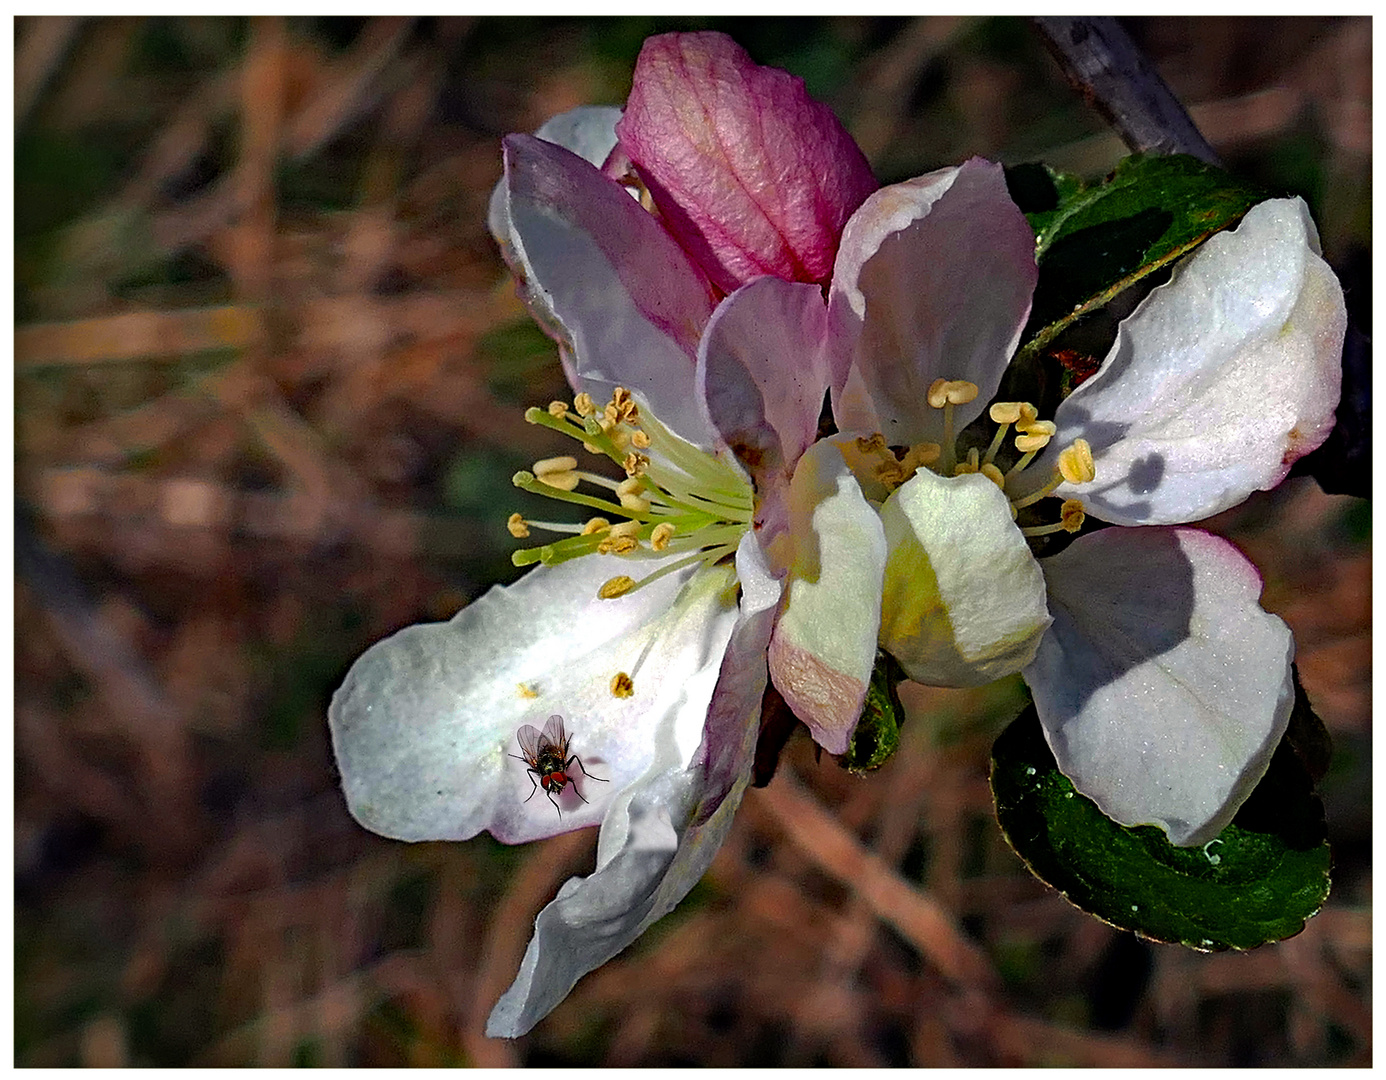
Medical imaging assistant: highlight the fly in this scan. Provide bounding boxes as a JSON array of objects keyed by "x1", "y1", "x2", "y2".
[{"x1": 510, "y1": 714, "x2": 607, "y2": 817}]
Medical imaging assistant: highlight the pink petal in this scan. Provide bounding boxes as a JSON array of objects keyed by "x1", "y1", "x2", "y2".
[
  {"x1": 616, "y1": 31, "x2": 878, "y2": 292},
  {"x1": 697, "y1": 276, "x2": 831, "y2": 538}
]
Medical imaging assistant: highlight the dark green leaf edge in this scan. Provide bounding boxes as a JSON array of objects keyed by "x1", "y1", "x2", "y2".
[
  {"x1": 990, "y1": 704, "x2": 1331, "y2": 952},
  {"x1": 1010, "y1": 154, "x2": 1271, "y2": 365}
]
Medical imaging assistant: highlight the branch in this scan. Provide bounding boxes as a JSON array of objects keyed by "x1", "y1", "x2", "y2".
[{"x1": 1033, "y1": 17, "x2": 1220, "y2": 165}]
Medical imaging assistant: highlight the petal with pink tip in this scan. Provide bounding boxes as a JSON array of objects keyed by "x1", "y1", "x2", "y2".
[
  {"x1": 1048, "y1": 197, "x2": 1346, "y2": 525},
  {"x1": 768, "y1": 439, "x2": 886, "y2": 753},
  {"x1": 617, "y1": 31, "x2": 877, "y2": 292},
  {"x1": 1024, "y1": 527, "x2": 1295, "y2": 847},
  {"x1": 830, "y1": 158, "x2": 1037, "y2": 446}
]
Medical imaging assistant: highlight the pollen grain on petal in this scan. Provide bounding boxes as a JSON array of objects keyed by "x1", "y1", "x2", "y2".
[
  {"x1": 517, "y1": 682, "x2": 540, "y2": 699},
  {"x1": 610, "y1": 671, "x2": 635, "y2": 698}
]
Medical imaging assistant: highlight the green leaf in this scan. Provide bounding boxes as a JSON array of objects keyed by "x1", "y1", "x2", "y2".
[
  {"x1": 990, "y1": 700, "x2": 1330, "y2": 951},
  {"x1": 840, "y1": 651, "x2": 905, "y2": 774},
  {"x1": 1012, "y1": 154, "x2": 1271, "y2": 364}
]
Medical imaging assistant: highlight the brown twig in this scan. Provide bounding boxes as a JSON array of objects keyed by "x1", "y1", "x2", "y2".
[{"x1": 1033, "y1": 17, "x2": 1220, "y2": 165}]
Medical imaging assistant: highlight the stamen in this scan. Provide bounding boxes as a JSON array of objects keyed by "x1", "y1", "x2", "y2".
[
  {"x1": 599, "y1": 575, "x2": 636, "y2": 599},
  {"x1": 573, "y1": 393, "x2": 597, "y2": 417},
  {"x1": 980, "y1": 462, "x2": 1006, "y2": 489},
  {"x1": 611, "y1": 672, "x2": 635, "y2": 698},
  {"x1": 547, "y1": 400, "x2": 569, "y2": 419},
  {"x1": 533, "y1": 455, "x2": 581, "y2": 491},
  {"x1": 582, "y1": 517, "x2": 611, "y2": 535},
  {"x1": 631, "y1": 429, "x2": 651, "y2": 449},
  {"x1": 507, "y1": 513, "x2": 530, "y2": 538},
  {"x1": 1014, "y1": 421, "x2": 1056, "y2": 454},
  {"x1": 1020, "y1": 499, "x2": 1086, "y2": 538},
  {"x1": 623, "y1": 451, "x2": 650, "y2": 478},
  {"x1": 650, "y1": 522, "x2": 676, "y2": 551},
  {"x1": 1058, "y1": 439, "x2": 1096, "y2": 484}
]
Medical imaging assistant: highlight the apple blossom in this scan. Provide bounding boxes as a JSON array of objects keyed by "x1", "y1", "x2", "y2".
[{"x1": 328, "y1": 28, "x2": 1346, "y2": 1043}]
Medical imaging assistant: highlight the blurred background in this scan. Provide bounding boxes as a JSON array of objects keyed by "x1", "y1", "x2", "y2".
[{"x1": 14, "y1": 16, "x2": 1370, "y2": 1066}]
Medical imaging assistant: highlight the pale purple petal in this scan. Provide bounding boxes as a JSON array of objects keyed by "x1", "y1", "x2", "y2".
[
  {"x1": 502, "y1": 133, "x2": 719, "y2": 445},
  {"x1": 768, "y1": 439, "x2": 886, "y2": 753},
  {"x1": 1047, "y1": 197, "x2": 1346, "y2": 525},
  {"x1": 488, "y1": 105, "x2": 624, "y2": 256},
  {"x1": 329, "y1": 552, "x2": 738, "y2": 846},
  {"x1": 486, "y1": 538, "x2": 778, "y2": 1037},
  {"x1": 697, "y1": 276, "x2": 831, "y2": 537},
  {"x1": 1023, "y1": 527, "x2": 1295, "y2": 847},
  {"x1": 830, "y1": 159, "x2": 1037, "y2": 445},
  {"x1": 616, "y1": 31, "x2": 877, "y2": 292}
]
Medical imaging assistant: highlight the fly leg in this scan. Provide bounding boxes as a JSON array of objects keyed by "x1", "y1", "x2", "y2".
[
  {"x1": 569, "y1": 754, "x2": 607, "y2": 784},
  {"x1": 522, "y1": 769, "x2": 539, "y2": 803},
  {"x1": 546, "y1": 786, "x2": 563, "y2": 818}
]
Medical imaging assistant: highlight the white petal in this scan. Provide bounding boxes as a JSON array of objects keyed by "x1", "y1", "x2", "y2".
[
  {"x1": 1024, "y1": 527, "x2": 1295, "y2": 847},
  {"x1": 329, "y1": 552, "x2": 740, "y2": 845},
  {"x1": 1049, "y1": 197, "x2": 1346, "y2": 525},
  {"x1": 879, "y1": 467, "x2": 1049, "y2": 686},
  {"x1": 486, "y1": 536, "x2": 777, "y2": 1038},
  {"x1": 830, "y1": 158, "x2": 1038, "y2": 445},
  {"x1": 767, "y1": 439, "x2": 886, "y2": 754}
]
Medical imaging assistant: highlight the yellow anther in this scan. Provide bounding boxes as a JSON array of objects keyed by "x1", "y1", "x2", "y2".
[
  {"x1": 616, "y1": 476, "x2": 651, "y2": 512},
  {"x1": 507, "y1": 513, "x2": 530, "y2": 538},
  {"x1": 630, "y1": 429, "x2": 651, "y2": 449},
  {"x1": 599, "y1": 575, "x2": 636, "y2": 599},
  {"x1": 929, "y1": 379, "x2": 979, "y2": 407},
  {"x1": 547, "y1": 400, "x2": 569, "y2": 418},
  {"x1": 1058, "y1": 438, "x2": 1096, "y2": 485},
  {"x1": 598, "y1": 535, "x2": 639, "y2": 555},
  {"x1": 533, "y1": 455, "x2": 578, "y2": 476},
  {"x1": 1060, "y1": 499, "x2": 1086, "y2": 532},
  {"x1": 611, "y1": 672, "x2": 635, "y2": 699},
  {"x1": 650, "y1": 522, "x2": 675, "y2": 551},
  {"x1": 582, "y1": 517, "x2": 612, "y2": 535},
  {"x1": 611, "y1": 387, "x2": 638, "y2": 423},
  {"x1": 980, "y1": 463, "x2": 1006, "y2": 489},
  {"x1": 901, "y1": 442, "x2": 941, "y2": 471},
  {"x1": 623, "y1": 452, "x2": 650, "y2": 477},
  {"x1": 533, "y1": 455, "x2": 581, "y2": 491},
  {"x1": 1014, "y1": 430, "x2": 1054, "y2": 454},
  {"x1": 1018, "y1": 402, "x2": 1039, "y2": 426},
  {"x1": 573, "y1": 393, "x2": 597, "y2": 417},
  {"x1": 952, "y1": 448, "x2": 981, "y2": 477},
  {"x1": 610, "y1": 520, "x2": 642, "y2": 539},
  {"x1": 989, "y1": 401, "x2": 1024, "y2": 425},
  {"x1": 517, "y1": 682, "x2": 539, "y2": 699}
]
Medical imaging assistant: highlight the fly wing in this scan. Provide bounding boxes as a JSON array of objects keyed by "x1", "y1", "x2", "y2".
[
  {"x1": 515, "y1": 723, "x2": 546, "y2": 762},
  {"x1": 540, "y1": 713, "x2": 568, "y2": 752}
]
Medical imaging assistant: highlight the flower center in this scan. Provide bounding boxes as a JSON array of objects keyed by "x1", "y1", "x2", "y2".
[
  {"x1": 850, "y1": 378, "x2": 1096, "y2": 540},
  {"x1": 507, "y1": 387, "x2": 755, "y2": 600}
]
